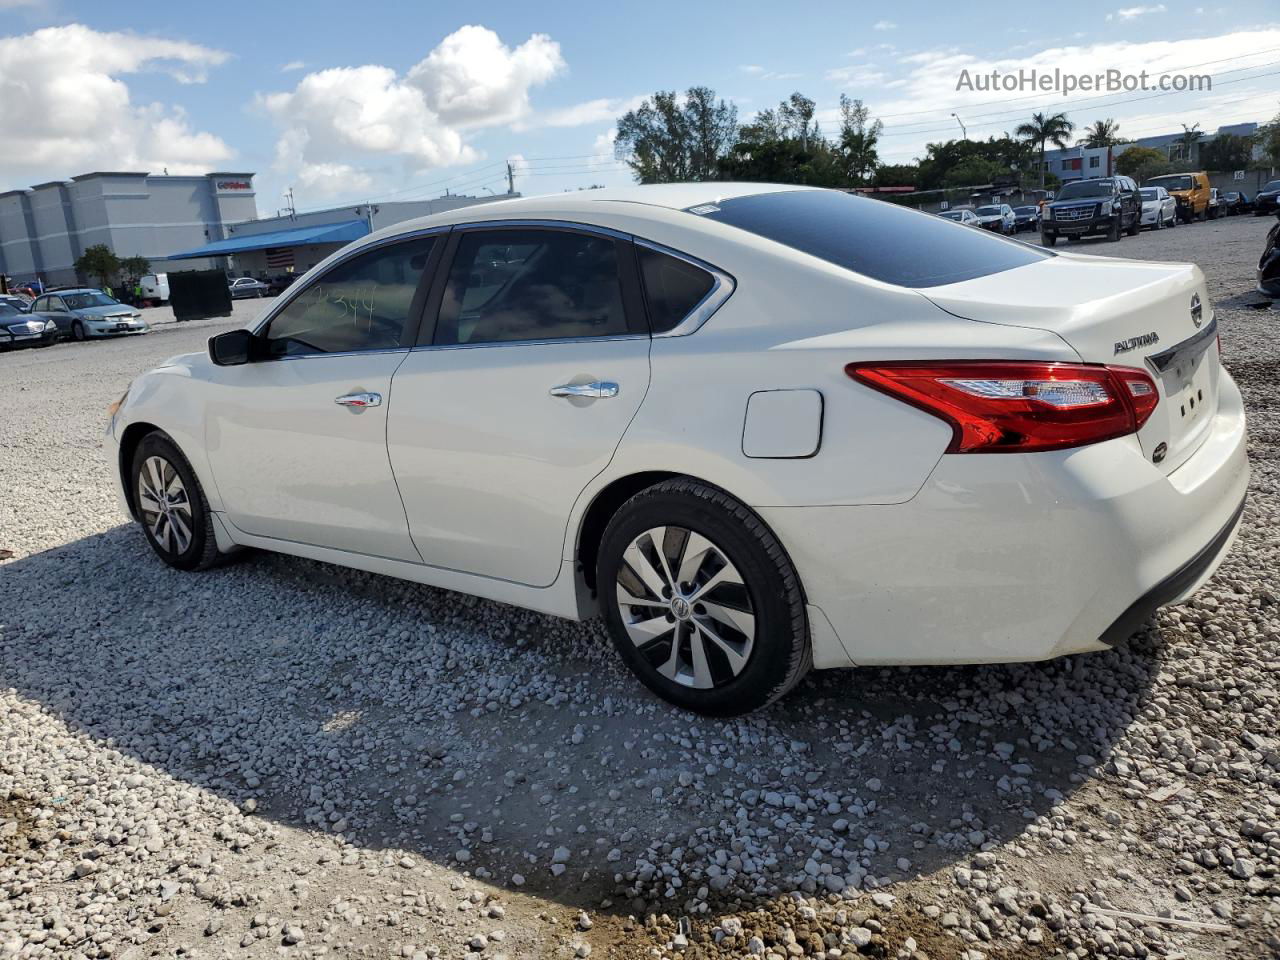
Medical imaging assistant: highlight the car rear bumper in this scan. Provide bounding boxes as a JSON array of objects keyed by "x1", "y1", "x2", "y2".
[{"x1": 759, "y1": 368, "x2": 1249, "y2": 667}]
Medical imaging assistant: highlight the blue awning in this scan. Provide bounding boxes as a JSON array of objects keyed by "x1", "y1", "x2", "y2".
[{"x1": 167, "y1": 219, "x2": 369, "y2": 260}]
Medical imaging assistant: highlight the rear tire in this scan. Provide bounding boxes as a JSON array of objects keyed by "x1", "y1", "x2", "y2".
[
  {"x1": 597, "y1": 479, "x2": 810, "y2": 716},
  {"x1": 131, "y1": 433, "x2": 221, "y2": 571},
  {"x1": 1107, "y1": 216, "x2": 1121, "y2": 242},
  {"x1": 1126, "y1": 214, "x2": 1140, "y2": 236}
]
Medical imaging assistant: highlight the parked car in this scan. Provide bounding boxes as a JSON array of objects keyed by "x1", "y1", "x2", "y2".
[
  {"x1": 0, "y1": 294, "x2": 32, "y2": 312},
  {"x1": 108, "y1": 184, "x2": 1248, "y2": 714},
  {"x1": 1253, "y1": 180, "x2": 1280, "y2": 216},
  {"x1": 973, "y1": 203, "x2": 1015, "y2": 234},
  {"x1": 1207, "y1": 188, "x2": 1224, "y2": 220},
  {"x1": 1258, "y1": 212, "x2": 1280, "y2": 298},
  {"x1": 939, "y1": 208, "x2": 980, "y2": 227},
  {"x1": 266, "y1": 274, "x2": 300, "y2": 297},
  {"x1": 1220, "y1": 191, "x2": 1249, "y2": 216},
  {"x1": 1139, "y1": 186, "x2": 1178, "y2": 230},
  {"x1": 1040, "y1": 176, "x2": 1142, "y2": 245},
  {"x1": 1012, "y1": 205, "x2": 1040, "y2": 232},
  {"x1": 30, "y1": 289, "x2": 150, "y2": 341},
  {"x1": 229, "y1": 277, "x2": 270, "y2": 299},
  {"x1": 139, "y1": 273, "x2": 170, "y2": 304},
  {"x1": 1145, "y1": 171, "x2": 1212, "y2": 222},
  {"x1": 0, "y1": 301, "x2": 57, "y2": 350}
]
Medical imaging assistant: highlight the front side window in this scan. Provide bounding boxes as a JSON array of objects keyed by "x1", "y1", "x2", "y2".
[
  {"x1": 434, "y1": 229, "x2": 628, "y2": 346},
  {"x1": 692, "y1": 190, "x2": 1051, "y2": 289},
  {"x1": 264, "y1": 236, "x2": 435, "y2": 356}
]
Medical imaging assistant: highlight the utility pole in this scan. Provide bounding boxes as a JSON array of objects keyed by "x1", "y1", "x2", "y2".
[
  {"x1": 951, "y1": 113, "x2": 967, "y2": 139},
  {"x1": 506, "y1": 162, "x2": 515, "y2": 195},
  {"x1": 284, "y1": 187, "x2": 296, "y2": 219}
]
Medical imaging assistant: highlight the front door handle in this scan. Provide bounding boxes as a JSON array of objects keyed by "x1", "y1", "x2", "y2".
[
  {"x1": 334, "y1": 392, "x2": 382, "y2": 408},
  {"x1": 549, "y1": 381, "x2": 619, "y2": 400}
]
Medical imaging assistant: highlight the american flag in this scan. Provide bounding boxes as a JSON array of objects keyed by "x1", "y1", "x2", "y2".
[{"x1": 265, "y1": 247, "x2": 294, "y2": 270}]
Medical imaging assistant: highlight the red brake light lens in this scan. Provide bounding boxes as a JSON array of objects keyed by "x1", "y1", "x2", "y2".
[{"x1": 845, "y1": 361, "x2": 1159, "y2": 453}]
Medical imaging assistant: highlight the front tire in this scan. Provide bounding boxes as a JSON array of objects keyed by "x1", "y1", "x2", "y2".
[
  {"x1": 598, "y1": 479, "x2": 810, "y2": 716},
  {"x1": 72, "y1": 320, "x2": 85, "y2": 341},
  {"x1": 131, "y1": 433, "x2": 220, "y2": 571}
]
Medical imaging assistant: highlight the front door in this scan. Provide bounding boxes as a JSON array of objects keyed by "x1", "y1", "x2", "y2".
[
  {"x1": 388, "y1": 226, "x2": 651, "y2": 587},
  {"x1": 204, "y1": 234, "x2": 439, "y2": 561}
]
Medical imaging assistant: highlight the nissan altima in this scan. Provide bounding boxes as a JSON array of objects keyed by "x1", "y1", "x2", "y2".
[{"x1": 107, "y1": 184, "x2": 1249, "y2": 715}]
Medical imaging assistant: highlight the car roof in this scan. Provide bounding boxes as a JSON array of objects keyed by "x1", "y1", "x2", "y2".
[{"x1": 48, "y1": 287, "x2": 100, "y2": 295}]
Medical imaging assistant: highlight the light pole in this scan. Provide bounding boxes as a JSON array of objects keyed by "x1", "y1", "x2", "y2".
[{"x1": 951, "y1": 113, "x2": 967, "y2": 139}]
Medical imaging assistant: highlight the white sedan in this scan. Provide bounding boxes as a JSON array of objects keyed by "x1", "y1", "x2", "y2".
[
  {"x1": 107, "y1": 184, "x2": 1249, "y2": 715},
  {"x1": 1140, "y1": 186, "x2": 1178, "y2": 229}
]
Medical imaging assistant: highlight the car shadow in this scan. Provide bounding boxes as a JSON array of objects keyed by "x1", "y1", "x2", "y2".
[{"x1": 0, "y1": 524, "x2": 1164, "y2": 916}]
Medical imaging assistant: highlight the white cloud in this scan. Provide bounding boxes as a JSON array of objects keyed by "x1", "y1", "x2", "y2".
[
  {"x1": 0, "y1": 24, "x2": 233, "y2": 188},
  {"x1": 259, "y1": 25, "x2": 564, "y2": 198},
  {"x1": 280, "y1": 60, "x2": 306, "y2": 72},
  {"x1": 826, "y1": 64, "x2": 888, "y2": 87},
  {"x1": 1106, "y1": 4, "x2": 1166, "y2": 21},
  {"x1": 741, "y1": 64, "x2": 765, "y2": 74},
  {"x1": 517, "y1": 94, "x2": 646, "y2": 130},
  {"x1": 873, "y1": 20, "x2": 896, "y2": 31}
]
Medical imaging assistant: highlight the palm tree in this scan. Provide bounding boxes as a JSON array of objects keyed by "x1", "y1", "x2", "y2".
[
  {"x1": 1078, "y1": 119, "x2": 1124, "y2": 176},
  {"x1": 1175, "y1": 123, "x2": 1202, "y2": 166},
  {"x1": 1016, "y1": 112, "x2": 1076, "y2": 189}
]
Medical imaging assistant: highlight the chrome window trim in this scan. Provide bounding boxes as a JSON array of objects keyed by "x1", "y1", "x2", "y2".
[
  {"x1": 250, "y1": 225, "x2": 452, "y2": 338},
  {"x1": 410, "y1": 333, "x2": 648, "y2": 354},
  {"x1": 261, "y1": 347, "x2": 411, "y2": 362},
  {"x1": 634, "y1": 238, "x2": 736, "y2": 338},
  {"x1": 450, "y1": 218, "x2": 632, "y2": 242}
]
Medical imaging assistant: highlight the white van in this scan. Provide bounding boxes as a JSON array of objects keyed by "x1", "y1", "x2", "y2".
[{"x1": 139, "y1": 273, "x2": 169, "y2": 304}]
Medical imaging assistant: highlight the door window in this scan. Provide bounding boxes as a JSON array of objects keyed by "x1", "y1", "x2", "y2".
[
  {"x1": 637, "y1": 245, "x2": 715, "y2": 333},
  {"x1": 263, "y1": 236, "x2": 436, "y2": 356},
  {"x1": 434, "y1": 229, "x2": 629, "y2": 346}
]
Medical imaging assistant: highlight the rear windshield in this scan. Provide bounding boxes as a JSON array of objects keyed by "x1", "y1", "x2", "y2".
[{"x1": 690, "y1": 190, "x2": 1050, "y2": 288}]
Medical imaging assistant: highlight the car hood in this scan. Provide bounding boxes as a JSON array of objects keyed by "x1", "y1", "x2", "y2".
[{"x1": 78, "y1": 305, "x2": 136, "y2": 319}]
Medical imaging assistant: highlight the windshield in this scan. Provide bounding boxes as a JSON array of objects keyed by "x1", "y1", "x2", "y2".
[
  {"x1": 1140, "y1": 189, "x2": 1157, "y2": 200},
  {"x1": 1014, "y1": 206, "x2": 1036, "y2": 214},
  {"x1": 941, "y1": 211, "x2": 965, "y2": 220},
  {"x1": 1149, "y1": 175, "x2": 1193, "y2": 191},
  {"x1": 63, "y1": 292, "x2": 119, "y2": 309},
  {"x1": 975, "y1": 206, "x2": 1001, "y2": 216},
  {"x1": 0, "y1": 303, "x2": 21, "y2": 317},
  {"x1": 1265, "y1": 181, "x2": 1280, "y2": 192},
  {"x1": 1057, "y1": 180, "x2": 1114, "y2": 200},
  {"x1": 692, "y1": 190, "x2": 1051, "y2": 289}
]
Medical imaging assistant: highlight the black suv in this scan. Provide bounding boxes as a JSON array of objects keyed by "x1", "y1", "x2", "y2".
[
  {"x1": 1254, "y1": 180, "x2": 1280, "y2": 217},
  {"x1": 1040, "y1": 176, "x2": 1142, "y2": 246}
]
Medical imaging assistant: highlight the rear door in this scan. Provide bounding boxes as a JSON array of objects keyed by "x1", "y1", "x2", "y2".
[{"x1": 387, "y1": 225, "x2": 651, "y2": 587}]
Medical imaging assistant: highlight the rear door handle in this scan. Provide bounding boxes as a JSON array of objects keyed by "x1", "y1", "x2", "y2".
[
  {"x1": 549, "y1": 381, "x2": 619, "y2": 399},
  {"x1": 334, "y1": 392, "x2": 382, "y2": 408}
]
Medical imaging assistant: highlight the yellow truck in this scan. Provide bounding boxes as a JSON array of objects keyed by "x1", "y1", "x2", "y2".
[{"x1": 1145, "y1": 171, "x2": 1212, "y2": 223}]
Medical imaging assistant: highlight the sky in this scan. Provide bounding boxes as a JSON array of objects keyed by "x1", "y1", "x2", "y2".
[{"x1": 0, "y1": 0, "x2": 1277, "y2": 218}]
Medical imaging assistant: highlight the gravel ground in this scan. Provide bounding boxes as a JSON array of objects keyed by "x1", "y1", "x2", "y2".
[{"x1": 1, "y1": 215, "x2": 1279, "y2": 960}]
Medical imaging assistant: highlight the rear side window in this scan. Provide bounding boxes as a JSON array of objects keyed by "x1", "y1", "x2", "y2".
[
  {"x1": 434, "y1": 229, "x2": 629, "y2": 346},
  {"x1": 637, "y1": 246, "x2": 715, "y2": 333},
  {"x1": 692, "y1": 190, "x2": 1051, "y2": 288}
]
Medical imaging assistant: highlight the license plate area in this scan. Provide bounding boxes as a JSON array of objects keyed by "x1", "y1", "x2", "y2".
[{"x1": 1162, "y1": 353, "x2": 1212, "y2": 429}]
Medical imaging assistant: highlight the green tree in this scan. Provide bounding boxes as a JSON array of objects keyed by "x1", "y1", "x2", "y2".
[
  {"x1": 614, "y1": 87, "x2": 737, "y2": 183},
  {"x1": 872, "y1": 163, "x2": 919, "y2": 187},
  {"x1": 120, "y1": 255, "x2": 151, "y2": 281},
  {"x1": 1256, "y1": 107, "x2": 1280, "y2": 167},
  {"x1": 1015, "y1": 112, "x2": 1075, "y2": 188},
  {"x1": 837, "y1": 96, "x2": 883, "y2": 186},
  {"x1": 1199, "y1": 134, "x2": 1254, "y2": 172},
  {"x1": 1078, "y1": 118, "x2": 1126, "y2": 176},
  {"x1": 1115, "y1": 145, "x2": 1171, "y2": 184},
  {"x1": 74, "y1": 244, "x2": 120, "y2": 289},
  {"x1": 942, "y1": 157, "x2": 1006, "y2": 188},
  {"x1": 717, "y1": 91, "x2": 847, "y2": 186}
]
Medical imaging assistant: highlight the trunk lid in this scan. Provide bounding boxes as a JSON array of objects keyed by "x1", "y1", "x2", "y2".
[{"x1": 922, "y1": 252, "x2": 1218, "y2": 474}]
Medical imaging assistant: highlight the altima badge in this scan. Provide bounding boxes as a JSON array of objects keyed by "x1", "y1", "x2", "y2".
[
  {"x1": 1190, "y1": 293, "x2": 1203, "y2": 328},
  {"x1": 1114, "y1": 331, "x2": 1160, "y2": 355}
]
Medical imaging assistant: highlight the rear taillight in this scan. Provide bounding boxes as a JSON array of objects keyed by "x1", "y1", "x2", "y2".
[{"x1": 846, "y1": 361, "x2": 1159, "y2": 453}]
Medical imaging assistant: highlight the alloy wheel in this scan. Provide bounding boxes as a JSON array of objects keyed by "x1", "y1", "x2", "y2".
[
  {"x1": 137, "y1": 455, "x2": 194, "y2": 554},
  {"x1": 614, "y1": 526, "x2": 755, "y2": 690}
]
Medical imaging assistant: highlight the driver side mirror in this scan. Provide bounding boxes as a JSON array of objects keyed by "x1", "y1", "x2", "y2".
[{"x1": 209, "y1": 328, "x2": 264, "y2": 366}]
